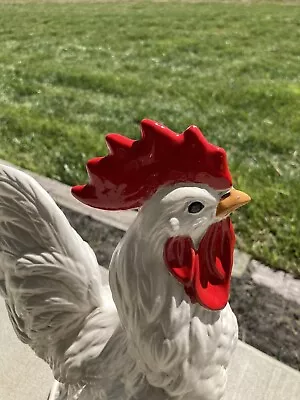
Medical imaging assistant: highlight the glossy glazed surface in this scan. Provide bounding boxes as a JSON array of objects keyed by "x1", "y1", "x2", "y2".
[
  {"x1": 164, "y1": 218, "x2": 235, "y2": 310},
  {"x1": 72, "y1": 119, "x2": 232, "y2": 210},
  {"x1": 0, "y1": 119, "x2": 251, "y2": 399}
]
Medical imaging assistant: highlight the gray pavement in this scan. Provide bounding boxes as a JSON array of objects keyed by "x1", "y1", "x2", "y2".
[
  {"x1": 1, "y1": 294, "x2": 300, "y2": 400},
  {"x1": 225, "y1": 341, "x2": 300, "y2": 400},
  {"x1": 1, "y1": 266, "x2": 300, "y2": 400},
  {"x1": 0, "y1": 299, "x2": 53, "y2": 400}
]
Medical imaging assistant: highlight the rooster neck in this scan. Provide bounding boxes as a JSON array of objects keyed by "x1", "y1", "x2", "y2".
[
  {"x1": 109, "y1": 220, "x2": 232, "y2": 339},
  {"x1": 109, "y1": 222, "x2": 238, "y2": 400},
  {"x1": 110, "y1": 217, "x2": 225, "y2": 322}
]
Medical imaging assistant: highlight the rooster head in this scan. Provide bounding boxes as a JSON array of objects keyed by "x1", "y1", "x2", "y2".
[{"x1": 72, "y1": 119, "x2": 250, "y2": 311}]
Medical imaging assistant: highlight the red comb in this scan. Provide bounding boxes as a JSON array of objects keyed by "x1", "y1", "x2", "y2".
[{"x1": 71, "y1": 119, "x2": 232, "y2": 210}]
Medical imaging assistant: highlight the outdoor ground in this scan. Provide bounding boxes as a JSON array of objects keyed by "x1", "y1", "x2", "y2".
[{"x1": 0, "y1": 1, "x2": 299, "y2": 275}]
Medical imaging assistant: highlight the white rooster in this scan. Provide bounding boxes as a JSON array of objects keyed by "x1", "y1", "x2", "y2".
[{"x1": 0, "y1": 119, "x2": 250, "y2": 400}]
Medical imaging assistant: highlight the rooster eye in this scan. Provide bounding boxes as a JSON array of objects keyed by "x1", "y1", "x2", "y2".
[
  {"x1": 188, "y1": 201, "x2": 204, "y2": 214},
  {"x1": 220, "y1": 191, "x2": 231, "y2": 200}
]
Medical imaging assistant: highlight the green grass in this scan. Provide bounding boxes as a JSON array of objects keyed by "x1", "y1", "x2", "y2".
[{"x1": 0, "y1": 2, "x2": 299, "y2": 276}]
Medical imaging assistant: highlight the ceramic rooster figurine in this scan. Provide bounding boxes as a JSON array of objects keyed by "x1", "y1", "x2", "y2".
[{"x1": 0, "y1": 119, "x2": 250, "y2": 400}]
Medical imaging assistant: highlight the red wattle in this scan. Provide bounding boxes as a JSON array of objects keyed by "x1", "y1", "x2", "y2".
[{"x1": 164, "y1": 218, "x2": 235, "y2": 310}]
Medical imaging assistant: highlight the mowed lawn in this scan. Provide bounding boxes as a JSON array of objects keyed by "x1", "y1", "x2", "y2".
[{"x1": 0, "y1": 2, "x2": 299, "y2": 275}]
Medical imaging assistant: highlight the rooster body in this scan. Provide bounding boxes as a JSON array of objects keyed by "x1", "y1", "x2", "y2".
[
  {"x1": 0, "y1": 120, "x2": 250, "y2": 400},
  {"x1": 109, "y1": 184, "x2": 239, "y2": 400}
]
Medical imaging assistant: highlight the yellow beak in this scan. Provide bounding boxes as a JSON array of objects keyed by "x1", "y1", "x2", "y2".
[{"x1": 216, "y1": 188, "x2": 251, "y2": 218}]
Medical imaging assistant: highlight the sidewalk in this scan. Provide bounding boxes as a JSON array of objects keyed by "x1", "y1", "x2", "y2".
[
  {"x1": 1, "y1": 290, "x2": 300, "y2": 400},
  {"x1": 0, "y1": 299, "x2": 53, "y2": 400}
]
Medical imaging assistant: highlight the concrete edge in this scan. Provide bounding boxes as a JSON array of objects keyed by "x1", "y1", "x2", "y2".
[
  {"x1": 237, "y1": 340, "x2": 300, "y2": 378},
  {"x1": 1, "y1": 159, "x2": 299, "y2": 305}
]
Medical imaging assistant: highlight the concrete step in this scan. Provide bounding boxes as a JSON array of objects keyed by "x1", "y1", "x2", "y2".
[
  {"x1": 1, "y1": 281, "x2": 300, "y2": 400},
  {"x1": 0, "y1": 298, "x2": 53, "y2": 400}
]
